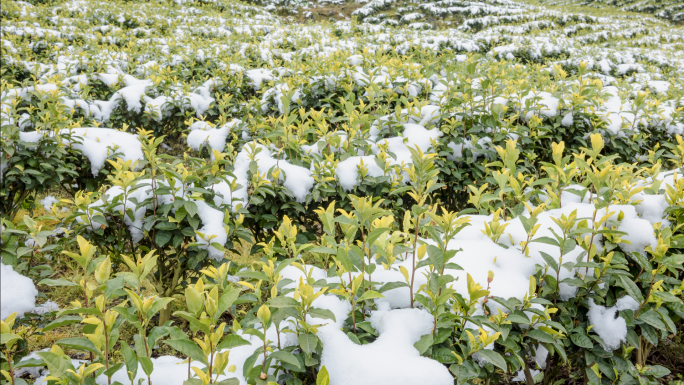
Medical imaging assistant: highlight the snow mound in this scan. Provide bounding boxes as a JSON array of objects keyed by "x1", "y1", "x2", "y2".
[
  {"x1": 320, "y1": 307, "x2": 453, "y2": 385},
  {"x1": 1, "y1": 263, "x2": 38, "y2": 320}
]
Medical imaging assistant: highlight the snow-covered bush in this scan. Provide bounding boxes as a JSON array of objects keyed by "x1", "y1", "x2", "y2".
[{"x1": 1, "y1": 0, "x2": 683, "y2": 383}]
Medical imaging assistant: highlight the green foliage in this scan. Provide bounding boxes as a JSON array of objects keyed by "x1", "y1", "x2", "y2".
[{"x1": 2, "y1": 0, "x2": 684, "y2": 383}]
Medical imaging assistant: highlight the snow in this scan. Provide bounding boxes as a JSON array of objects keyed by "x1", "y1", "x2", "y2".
[
  {"x1": 33, "y1": 285, "x2": 352, "y2": 385},
  {"x1": 1, "y1": 263, "x2": 38, "y2": 320},
  {"x1": 512, "y1": 369, "x2": 540, "y2": 382},
  {"x1": 617, "y1": 215, "x2": 656, "y2": 255},
  {"x1": 33, "y1": 354, "x2": 240, "y2": 385},
  {"x1": 187, "y1": 119, "x2": 241, "y2": 158},
  {"x1": 232, "y1": 143, "x2": 315, "y2": 203},
  {"x1": 587, "y1": 296, "x2": 640, "y2": 351},
  {"x1": 39, "y1": 196, "x2": 59, "y2": 211},
  {"x1": 245, "y1": 68, "x2": 274, "y2": 90},
  {"x1": 33, "y1": 300, "x2": 61, "y2": 315},
  {"x1": 648, "y1": 80, "x2": 670, "y2": 94},
  {"x1": 79, "y1": 178, "x2": 192, "y2": 243},
  {"x1": 347, "y1": 55, "x2": 364, "y2": 66},
  {"x1": 336, "y1": 122, "x2": 441, "y2": 190},
  {"x1": 633, "y1": 193, "x2": 670, "y2": 226},
  {"x1": 20, "y1": 127, "x2": 144, "y2": 176},
  {"x1": 561, "y1": 112, "x2": 574, "y2": 126},
  {"x1": 66, "y1": 127, "x2": 143, "y2": 176},
  {"x1": 320, "y1": 307, "x2": 453, "y2": 385},
  {"x1": 195, "y1": 201, "x2": 228, "y2": 261},
  {"x1": 4, "y1": 0, "x2": 684, "y2": 382},
  {"x1": 336, "y1": 155, "x2": 385, "y2": 191},
  {"x1": 520, "y1": 91, "x2": 560, "y2": 119}
]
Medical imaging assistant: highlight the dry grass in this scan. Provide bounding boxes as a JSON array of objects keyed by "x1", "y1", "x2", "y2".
[
  {"x1": 224, "y1": 238, "x2": 262, "y2": 265},
  {"x1": 11, "y1": 190, "x2": 73, "y2": 229}
]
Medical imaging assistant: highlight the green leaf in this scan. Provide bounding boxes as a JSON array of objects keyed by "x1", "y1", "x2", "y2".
[
  {"x1": 413, "y1": 334, "x2": 433, "y2": 355},
  {"x1": 42, "y1": 316, "x2": 82, "y2": 332},
  {"x1": 526, "y1": 329, "x2": 556, "y2": 344},
  {"x1": 317, "y1": 366, "x2": 330, "y2": 385},
  {"x1": 155, "y1": 231, "x2": 173, "y2": 247},
  {"x1": 164, "y1": 339, "x2": 208, "y2": 365},
  {"x1": 216, "y1": 334, "x2": 251, "y2": 350},
  {"x1": 242, "y1": 350, "x2": 261, "y2": 377},
  {"x1": 644, "y1": 365, "x2": 670, "y2": 378},
  {"x1": 0, "y1": 334, "x2": 22, "y2": 345},
  {"x1": 336, "y1": 248, "x2": 354, "y2": 272},
  {"x1": 56, "y1": 337, "x2": 102, "y2": 357},
  {"x1": 366, "y1": 227, "x2": 390, "y2": 247},
  {"x1": 121, "y1": 342, "x2": 138, "y2": 380},
  {"x1": 13, "y1": 358, "x2": 45, "y2": 369},
  {"x1": 506, "y1": 311, "x2": 530, "y2": 325},
  {"x1": 236, "y1": 271, "x2": 269, "y2": 281},
  {"x1": 35, "y1": 352, "x2": 74, "y2": 379},
  {"x1": 215, "y1": 288, "x2": 241, "y2": 320},
  {"x1": 617, "y1": 276, "x2": 644, "y2": 303},
  {"x1": 139, "y1": 356, "x2": 154, "y2": 376},
  {"x1": 104, "y1": 362, "x2": 124, "y2": 377},
  {"x1": 298, "y1": 333, "x2": 319, "y2": 355},
  {"x1": 308, "y1": 308, "x2": 336, "y2": 322},
  {"x1": 476, "y1": 349, "x2": 507, "y2": 371},
  {"x1": 56, "y1": 307, "x2": 103, "y2": 317},
  {"x1": 105, "y1": 276, "x2": 125, "y2": 299},
  {"x1": 540, "y1": 252, "x2": 559, "y2": 272},
  {"x1": 185, "y1": 201, "x2": 198, "y2": 218},
  {"x1": 308, "y1": 246, "x2": 337, "y2": 255},
  {"x1": 378, "y1": 281, "x2": 409, "y2": 293},
  {"x1": 637, "y1": 310, "x2": 667, "y2": 330},
  {"x1": 570, "y1": 333, "x2": 593, "y2": 349},
  {"x1": 652, "y1": 291, "x2": 682, "y2": 304},
  {"x1": 270, "y1": 350, "x2": 301, "y2": 369},
  {"x1": 346, "y1": 332, "x2": 361, "y2": 345},
  {"x1": 185, "y1": 287, "x2": 204, "y2": 316},
  {"x1": 267, "y1": 296, "x2": 300, "y2": 308},
  {"x1": 531, "y1": 236, "x2": 559, "y2": 247},
  {"x1": 147, "y1": 327, "x2": 171, "y2": 350},
  {"x1": 38, "y1": 278, "x2": 81, "y2": 287},
  {"x1": 146, "y1": 297, "x2": 175, "y2": 320},
  {"x1": 174, "y1": 311, "x2": 211, "y2": 334},
  {"x1": 155, "y1": 221, "x2": 177, "y2": 231},
  {"x1": 357, "y1": 290, "x2": 384, "y2": 302}
]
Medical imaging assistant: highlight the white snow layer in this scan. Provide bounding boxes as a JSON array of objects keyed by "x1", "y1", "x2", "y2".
[
  {"x1": 19, "y1": 127, "x2": 144, "y2": 176},
  {"x1": 1, "y1": 263, "x2": 38, "y2": 320},
  {"x1": 587, "y1": 296, "x2": 640, "y2": 350},
  {"x1": 320, "y1": 307, "x2": 453, "y2": 385}
]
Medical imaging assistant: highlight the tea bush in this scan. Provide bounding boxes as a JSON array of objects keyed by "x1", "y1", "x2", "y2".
[{"x1": 1, "y1": 0, "x2": 683, "y2": 384}]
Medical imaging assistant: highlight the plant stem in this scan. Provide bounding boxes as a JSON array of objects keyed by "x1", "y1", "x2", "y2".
[
  {"x1": 361, "y1": 230, "x2": 367, "y2": 319},
  {"x1": 351, "y1": 299, "x2": 357, "y2": 334},
  {"x1": 143, "y1": 331, "x2": 152, "y2": 385},
  {"x1": 6, "y1": 350, "x2": 15, "y2": 385},
  {"x1": 208, "y1": 343, "x2": 214, "y2": 384},
  {"x1": 409, "y1": 214, "x2": 422, "y2": 309},
  {"x1": 584, "y1": 209, "x2": 598, "y2": 276},
  {"x1": 103, "y1": 312, "x2": 111, "y2": 385},
  {"x1": 635, "y1": 264, "x2": 658, "y2": 318},
  {"x1": 261, "y1": 338, "x2": 268, "y2": 377},
  {"x1": 523, "y1": 362, "x2": 535, "y2": 385}
]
